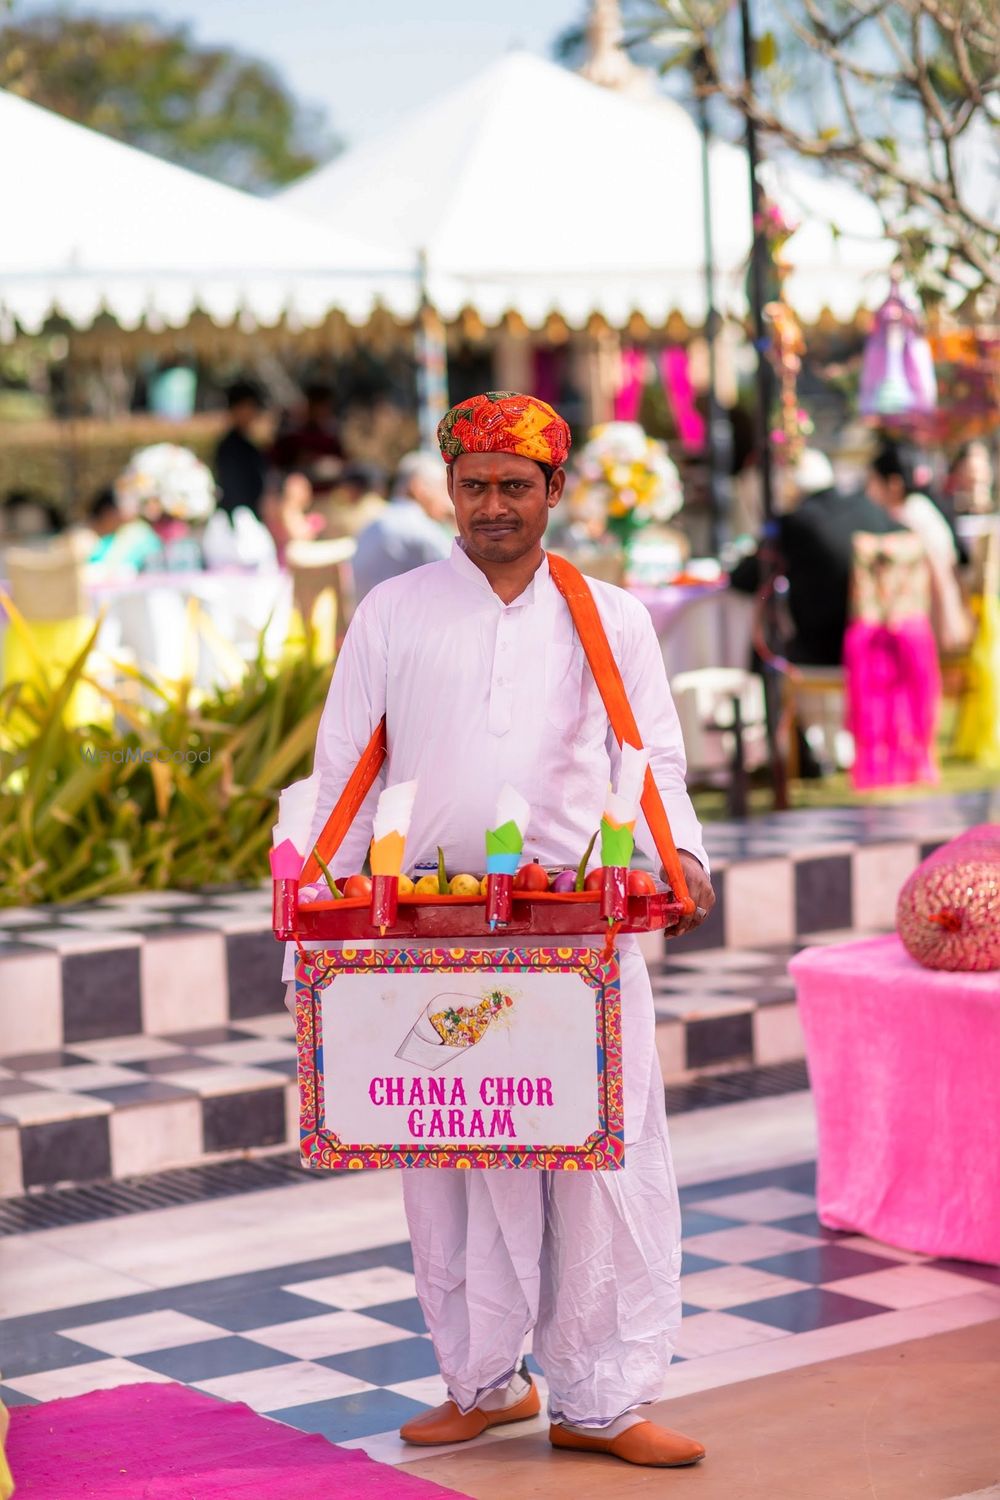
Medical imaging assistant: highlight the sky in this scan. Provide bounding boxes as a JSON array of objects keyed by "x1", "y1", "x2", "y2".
[{"x1": 18, "y1": 0, "x2": 587, "y2": 146}]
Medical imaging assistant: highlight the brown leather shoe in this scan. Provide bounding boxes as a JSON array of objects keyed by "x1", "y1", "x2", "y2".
[
  {"x1": 399, "y1": 1380, "x2": 541, "y2": 1445},
  {"x1": 549, "y1": 1419, "x2": 706, "y2": 1467}
]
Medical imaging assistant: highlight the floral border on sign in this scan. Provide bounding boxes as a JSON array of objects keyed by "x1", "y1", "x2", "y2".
[{"x1": 294, "y1": 946, "x2": 624, "y2": 1172}]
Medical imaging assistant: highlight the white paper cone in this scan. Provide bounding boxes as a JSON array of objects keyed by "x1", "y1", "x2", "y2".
[
  {"x1": 604, "y1": 790, "x2": 634, "y2": 826},
  {"x1": 495, "y1": 784, "x2": 531, "y2": 837},
  {"x1": 616, "y1": 745, "x2": 649, "y2": 816},
  {"x1": 273, "y1": 774, "x2": 320, "y2": 854},
  {"x1": 373, "y1": 780, "x2": 418, "y2": 842}
]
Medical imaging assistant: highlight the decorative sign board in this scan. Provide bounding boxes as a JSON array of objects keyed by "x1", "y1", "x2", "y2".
[{"x1": 295, "y1": 946, "x2": 623, "y2": 1170}]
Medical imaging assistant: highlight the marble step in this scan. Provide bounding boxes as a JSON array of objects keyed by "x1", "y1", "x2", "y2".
[
  {"x1": 0, "y1": 823, "x2": 938, "y2": 1062},
  {"x1": 0, "y1": 936, "x2": 824, "y2": 1195}
]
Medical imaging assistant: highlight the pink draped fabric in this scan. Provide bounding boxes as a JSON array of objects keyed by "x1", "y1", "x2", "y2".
[
  {"x1": 531, "y1": 346, "x2": 561, "y2": 407},
  {"x1": 613, "y1": 347, "x2": 645, "y2": 421},
  {"x1": 791, "y1": 935, "x2": 1000, "y2": 1264},
  {"x1": 658, "y1": 348, "x2": 705, "y2": 453},
  {"x1": 843, "y1": 615, "x2": 941, "y2": 789}
]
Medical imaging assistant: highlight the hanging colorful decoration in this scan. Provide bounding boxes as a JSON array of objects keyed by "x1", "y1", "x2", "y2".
[
  {"x1": 859, "y1": 278, "x2": 938, "y2": 427},
  {"x1": 756, "y1": 196, "x2": 813, "y2": 465},
  {"x1": 924, "y1": 328, "x2": 999, "y2": 446},
  {"x1": 764, "y1": 299, "x2": 813, "y2": 463}
]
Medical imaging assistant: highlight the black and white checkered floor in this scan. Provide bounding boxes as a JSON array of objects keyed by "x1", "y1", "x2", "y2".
[{"x1": 3, "y1": 1134, "x2": 998, "y2": 1460}]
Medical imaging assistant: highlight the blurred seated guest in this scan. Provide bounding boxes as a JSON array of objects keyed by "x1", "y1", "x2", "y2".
[
  {"x1": 730, "y1": 449, "x2": 903, "y2": 665},
  {"x1": 270, "y1": 383, "x2": 344, "y2": 493},
  {"x1": 84, "y1": 487, "x2": 160, "y2": 572},
  {"x1": 868, "y1": 439, "x2": 958, "y2": 567},
  {"x1": 945, "y1": 440, "x2": 995, "y2": 515},
  {"x1": 1, "y1": 490, "x2": 63, "y2": 543},
  {"x1": 215, "y1": 380, "x2": 267, "y2": 517},
  {"x1": 86, "y1": 487, "x2": 121, "y2": 555},
  {"x1": 115, "y1": 443, "x2": 216, "y2": 573},
  {"x1": 352, "y1": 450, "x2": 452, "y2": 600},
  {"x1": 323, "y1": 461, "x2": 388, "y2": 539},
  {"x1": 262, "y1": 470, "x2": 324, "y2": 566},
  {"x1": 867, "y1": 439, "x2": 972, "y2": 655}
]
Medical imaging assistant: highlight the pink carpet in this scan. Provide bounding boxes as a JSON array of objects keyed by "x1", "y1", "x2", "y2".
[{"x1": 7, "y1": 1382, "x2": 467, "y2": 1498}]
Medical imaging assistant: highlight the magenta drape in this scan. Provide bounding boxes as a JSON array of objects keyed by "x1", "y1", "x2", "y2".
[{"x1": 659, "y1": 347, "x2": 705, "y2": 453}]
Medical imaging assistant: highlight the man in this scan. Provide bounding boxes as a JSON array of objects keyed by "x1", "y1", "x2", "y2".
[
  {"x1": 284, "y1": 392, "x2": 713, "y2": 1469},
  {"x1": 270, "y1": 382, "x2": 345, "y2": 493},
  {"x1": 214, "y1": 381, "x2": 267, "y2": 517},
  {"x1": 352, "y1": 450, "x2": 453, "y2": 600},
  {"x1": 730, "y1": 448, "x2": 903, "y2": 666},
  {"x1": 322, "y1": 461, "x2": 389, "y2": 540}
]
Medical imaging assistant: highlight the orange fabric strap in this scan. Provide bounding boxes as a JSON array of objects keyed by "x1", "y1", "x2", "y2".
[
  {"x1": 303, "y1": 553, "x2": 692, "y2": 912},
  {"x1": 547, "y1": 552, "x2": 693, "y2": 912},
  {"x1": 300, "y1": 716, "x2": 387, "y2": 885}
]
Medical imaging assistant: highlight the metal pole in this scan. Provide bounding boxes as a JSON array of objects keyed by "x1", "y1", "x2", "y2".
[
  {"x1": 414, "y1": 249, "x2": 449, "y2": 450},
  {"x1": 737, "y1": 0, "x2": 789, "y2": 808},
  {"x1": 694, "y1": 49, "x2": 732, "y2": 554},
  {"x1": 738, "y1": 0, "x2": 776, "y2": 523}
]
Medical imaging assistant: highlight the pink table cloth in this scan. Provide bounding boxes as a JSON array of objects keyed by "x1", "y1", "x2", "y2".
[{"x1": 790, "y1": 935, "x2": 1000, "y2": 1265}]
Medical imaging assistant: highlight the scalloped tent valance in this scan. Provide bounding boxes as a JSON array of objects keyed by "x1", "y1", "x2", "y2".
[
  {"x1": 0, "y1": 90, "x2": 420, "y2": 337},
  {"x1": 283, "y1": 52, "x2": 899, "y2": 331}
]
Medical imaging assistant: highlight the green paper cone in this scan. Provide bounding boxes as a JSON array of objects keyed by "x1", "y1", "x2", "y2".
[
  {"x1": 485, "y1": 818, "x2": 524, "y2": 857},
  {"x1": 600, "y1": 818, "x2": 635, "y2": 868}
]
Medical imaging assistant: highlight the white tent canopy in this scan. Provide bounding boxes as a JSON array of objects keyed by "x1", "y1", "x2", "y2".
[
  {"x1": 284, "y1": 52, "x2": 897, "y2": 329},
  {"x1": 0, "y1": 90, "x2": 419, "y2": 336}
]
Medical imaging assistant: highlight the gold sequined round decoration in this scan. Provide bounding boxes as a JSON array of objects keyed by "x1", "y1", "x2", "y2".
[{"x1": 896, "y1": 827, "x2": 1000, "y2": 972}]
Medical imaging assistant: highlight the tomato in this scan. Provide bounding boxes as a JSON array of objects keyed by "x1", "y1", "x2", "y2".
[
  {"x1": 627, "y1": 870, "x2": 658, "y2": 896},
  {"x1": 583, "y1": 866, "x2": 605, "y2": 893},
  {"x1": 343, "y1": 874, "x2": 373, "y2": 899},
  {"x1": 513, "y1": 862, "x2": 550, "y2": 892}
]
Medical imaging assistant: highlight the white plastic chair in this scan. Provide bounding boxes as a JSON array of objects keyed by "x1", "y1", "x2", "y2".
[{"x1": 670, "y1": 666, "x2": 769, "y2": 782}]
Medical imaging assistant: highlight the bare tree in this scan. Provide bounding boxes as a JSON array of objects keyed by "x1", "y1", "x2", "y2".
[{"x1": 639, "y1": 0, "x2": 999, "y2": 302}]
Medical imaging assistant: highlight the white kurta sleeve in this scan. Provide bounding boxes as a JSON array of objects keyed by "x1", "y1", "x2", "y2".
[
  {"x1": 281, "y1": 593, "x2": 389, "y2": 981},
  {"x1": 611, "y1": 600, "x2": 708, "y2": 874}
]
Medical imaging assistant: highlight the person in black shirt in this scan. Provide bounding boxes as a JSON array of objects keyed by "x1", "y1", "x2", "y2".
[
  {"x1": 214, "y1": 381, "x2": 267, "y2": 517},
  {"x1": 730, "y1": 449, "x2": 905, "y2": 666}
]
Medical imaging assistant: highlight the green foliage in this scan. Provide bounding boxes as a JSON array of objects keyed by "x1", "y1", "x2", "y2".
[
  {"x1": 0, "y1": 625, "x2": 333, "y2": 906},
  {"x1": 0, "y1": 10, "x2": 336, "y2": 191}
]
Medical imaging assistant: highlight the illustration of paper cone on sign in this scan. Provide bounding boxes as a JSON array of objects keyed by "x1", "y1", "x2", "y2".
[
  {"x1": 396, "y1": 987, "x2": 518, "y2": 1071},
  {"x1": 600, "y1": 745, "x2": 649, "y2": 922},
  {"x1": 369, "y1": 780, "x2": 418, "y2": 931}
]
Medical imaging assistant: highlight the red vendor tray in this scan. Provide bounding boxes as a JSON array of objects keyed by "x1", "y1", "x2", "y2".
[{"x1": 275, "y1": 887, "x2": 685, "y2": 942}]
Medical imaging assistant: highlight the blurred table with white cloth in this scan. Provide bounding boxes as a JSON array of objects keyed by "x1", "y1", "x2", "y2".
[
  {"x1": 629, "y1": 582, "x2": 763, "y2": 784},
  {"x1": 88, "y1": 570, "x2": 294, "y2": 688},
  {"x1": 0, "y1": 563, "x2": 294, "y2": 694}
]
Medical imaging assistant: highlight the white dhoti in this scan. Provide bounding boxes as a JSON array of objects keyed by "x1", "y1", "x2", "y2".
[{"x1": 401, "y1": 942, "x2": 682, "y2": 1426}]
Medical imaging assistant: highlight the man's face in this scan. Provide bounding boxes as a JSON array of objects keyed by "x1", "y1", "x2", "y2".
[
  {"x1": 232, "y1": 399, "x2": 259, "y2": 430},
  {"x1": 448, "y1": 453, "x2": 564, "y2": 565},
  {"x1": 413, "y1": 471, "x2": 452, "y2": 523}
]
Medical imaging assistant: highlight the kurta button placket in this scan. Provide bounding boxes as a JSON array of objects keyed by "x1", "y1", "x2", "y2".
[{"x1": 488, "y1": 606, "x2": 517, "y2": 737}]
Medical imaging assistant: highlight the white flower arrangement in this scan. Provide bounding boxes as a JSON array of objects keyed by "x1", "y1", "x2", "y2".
[
  {"x1": 568, "y1": 422, "x2": 683, "y2": 535},
  {"x1": 116, "y1": 443, "x2": 218, "y2": 523}
]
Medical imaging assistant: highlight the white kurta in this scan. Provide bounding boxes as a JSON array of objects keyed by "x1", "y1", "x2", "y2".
[{"x1": 286, "y1": 540, "x2": 707, "y2": 1424}]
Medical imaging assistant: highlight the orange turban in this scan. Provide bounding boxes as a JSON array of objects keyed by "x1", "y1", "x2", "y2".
[{"x1": 437, "y1": 391, "x2": 571, "y2": 468}]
